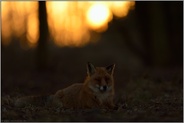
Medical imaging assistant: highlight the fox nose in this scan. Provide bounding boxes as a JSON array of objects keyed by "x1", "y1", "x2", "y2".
[
  {"x1": 100, "y1": 86, "x2": 107, "y2": 91},
  {"x1": 103, "y1": 86, "x2": 107, "y2": 91}
]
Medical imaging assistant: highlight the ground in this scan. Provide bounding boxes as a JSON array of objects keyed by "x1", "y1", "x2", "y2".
[{"x1": 2, "y1": 66, "x2": 183, "y2": 122}]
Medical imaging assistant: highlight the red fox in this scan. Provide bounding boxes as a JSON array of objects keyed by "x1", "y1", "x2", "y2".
[{"x1": 15, "y1": 62, "x2": 115, "y2": 109}]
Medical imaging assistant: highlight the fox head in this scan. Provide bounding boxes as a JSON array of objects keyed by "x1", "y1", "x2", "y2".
[{"x1": 85, "y1": 62, "x2": 115, "y2": 94}]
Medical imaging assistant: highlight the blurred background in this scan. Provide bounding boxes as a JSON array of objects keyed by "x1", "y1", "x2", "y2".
[{"x1": 1, "y1": 1, "x2": 183, "y2": 95}]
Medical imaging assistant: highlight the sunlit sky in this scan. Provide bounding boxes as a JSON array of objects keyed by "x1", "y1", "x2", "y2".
[{"x1": 1, "y1": 1, "x2": 135, "y2": 48}]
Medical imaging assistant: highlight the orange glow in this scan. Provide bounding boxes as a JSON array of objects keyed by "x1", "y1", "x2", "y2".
[
  {"x1": 86, "y1": 3, "x2": 112, "y2": 31},
  {"x1": 1, "y1": 2, "x2": 11, "y2": 46},
  {"x1": 1, "y1": 1, "x2": 38, "y2": 47},
  {"x1": 1, "y1": 1, "x2": 135, "y2": 48},
  {"x1": 27, "y1": 12, "x2": 39, "y2": 45},
  {"x1": 46, "y1": 2, "x2": 90, "y2": 47},
  {"x1": 111, "y1": 1, "x2": 135, "y2": 17}
]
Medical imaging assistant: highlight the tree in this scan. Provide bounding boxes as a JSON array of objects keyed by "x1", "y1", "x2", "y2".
[{"x1": 36, "y1": 1, "x2": 49, "y2": 71}]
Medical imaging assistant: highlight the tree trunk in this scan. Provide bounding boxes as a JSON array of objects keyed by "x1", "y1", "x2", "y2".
[{"x1": 36, "y1": 1, "x2": 49, "y2": 71}]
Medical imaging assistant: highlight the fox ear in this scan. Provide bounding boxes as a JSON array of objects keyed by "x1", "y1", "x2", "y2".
[
  {"x1": 106, "y1": 64, "x2": 115, "y2": 75},
  {"x1": 87, "y1": 62, "x2": 96, "y2": 76}
]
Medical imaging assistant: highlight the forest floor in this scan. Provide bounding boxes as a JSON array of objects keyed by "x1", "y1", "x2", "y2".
[{"x1": 2, "y1": 67, "x2": 183, "y2": 122}]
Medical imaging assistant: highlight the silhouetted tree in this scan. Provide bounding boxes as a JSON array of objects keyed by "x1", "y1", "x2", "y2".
[
  {"x1": 36, "y1": 1, "x2": 49, "y2": 71},
  {"x1": 135, "y1": 1, "x2": 183, "y2": 67}
]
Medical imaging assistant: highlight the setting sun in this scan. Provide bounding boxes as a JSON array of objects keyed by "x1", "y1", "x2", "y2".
[{"x1": 86, "y1": 3, "x2": 112, "y2": 31}]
